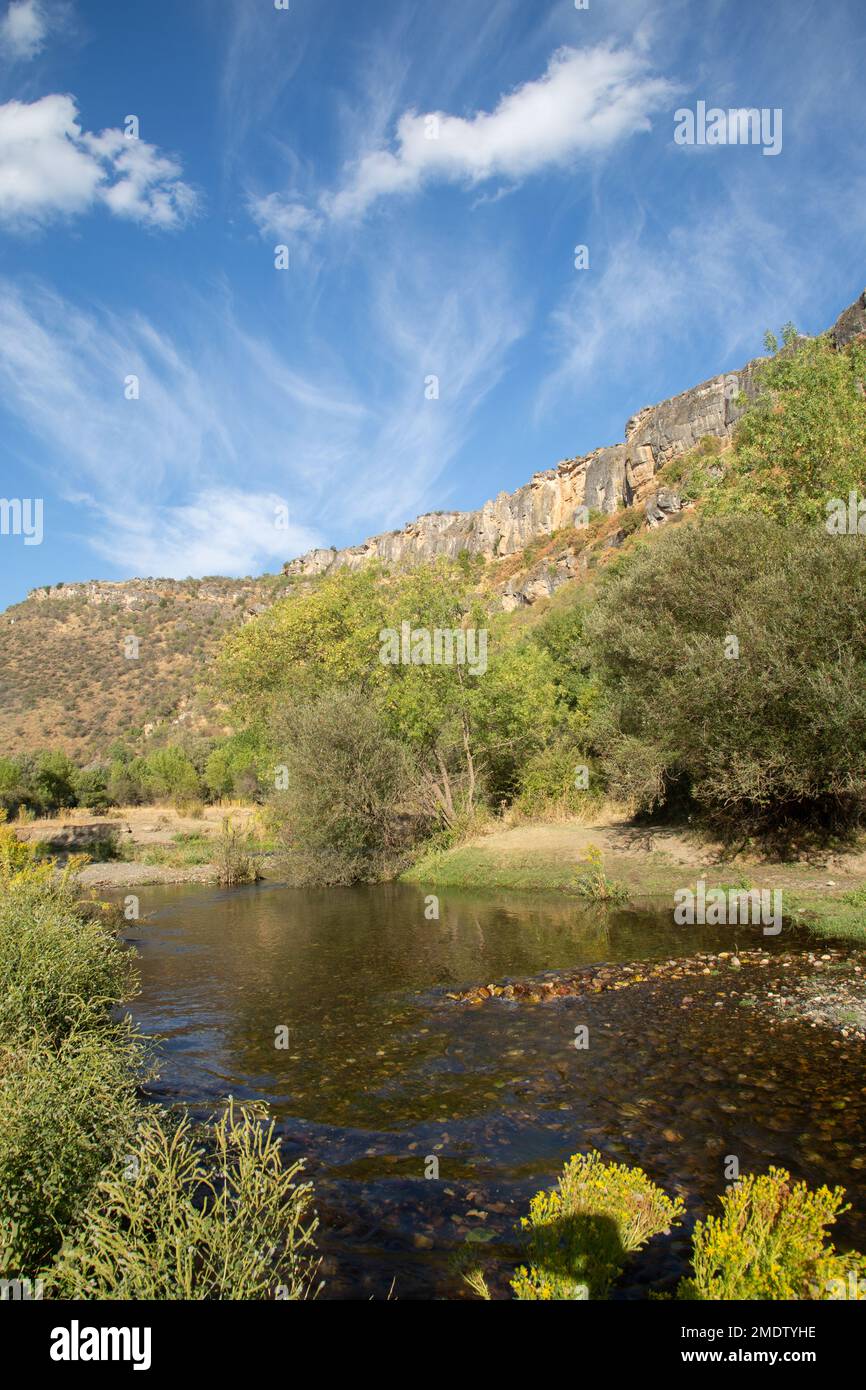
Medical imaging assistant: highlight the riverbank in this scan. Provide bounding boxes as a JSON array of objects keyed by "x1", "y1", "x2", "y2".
[
  {"x1": 402, "y1": 818, "x2": 866, "y2": 942},
  {"x1": 75, "y1": 861, "x2": 222, "y2": 887},
  {"x1": 13, "y1": 804, "x2": 271, "y2": 888}
]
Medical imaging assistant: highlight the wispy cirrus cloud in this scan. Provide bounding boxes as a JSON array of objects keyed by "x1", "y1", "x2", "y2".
[
  {"x1": 248, "y1": 42, "x2": 678, "y2": 236},
  {"x1": 0, "y1": 94, "x2": 197, "y2": 230},
  {"x1": 0, "y1": 279, "x2": 321, "y2": 576},
  {"x1": 537, "y1": 171, "x2": 866, "y2": 422},
  {"x1": 88, "y1": 488, "x2": 310, "y2": 579},
  {"x1": 0, "y1": 251, "x2": 525, "y2": 576}
]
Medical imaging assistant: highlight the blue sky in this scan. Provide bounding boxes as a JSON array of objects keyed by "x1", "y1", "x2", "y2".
[{"x1": 0, "y1": 0, "x2": 864, "y2": 609}]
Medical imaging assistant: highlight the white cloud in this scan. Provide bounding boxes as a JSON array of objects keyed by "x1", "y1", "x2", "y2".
[
  {"x1": 255, "y1": 43, "x2": 677, "y2": 231},
  {"x1": 0, "y1": 0, "x2": 46, "y2": 61},
  {"x1": 0, "y1": 94, "x2": 197, "y2": 230},
  {"x1": 246, "y1": 191, "x2": 322, "y2": 241},
  {"x1": 90, "y1": 489, "x2": 317, "y2": 580}
]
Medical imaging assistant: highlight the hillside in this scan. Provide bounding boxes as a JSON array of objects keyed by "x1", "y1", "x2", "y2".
[
  {"x1": 0, "y1": 576, "x2": 288, "y2": 762},
  {"x1": 1, "y1": 287, "x2": 863, "y2": 765}
]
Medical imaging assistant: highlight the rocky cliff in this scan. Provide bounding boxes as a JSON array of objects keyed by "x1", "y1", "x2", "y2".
[{"x1": 284, "y1": 289, "x2": 866, "y2": 584}]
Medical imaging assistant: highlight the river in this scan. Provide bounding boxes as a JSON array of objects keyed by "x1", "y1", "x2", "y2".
[{"x1": 123, "y1": 880, "x2": 866, "y2": 1298}]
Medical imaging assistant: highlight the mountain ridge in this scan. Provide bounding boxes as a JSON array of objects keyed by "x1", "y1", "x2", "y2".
[{"x1": 3, "y1": 286, "x2": 864, "y2": 761}]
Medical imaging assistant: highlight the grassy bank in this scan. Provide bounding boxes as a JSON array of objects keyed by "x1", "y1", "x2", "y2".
[
  {"x1": 401, "y1": 819, "x2": 866, "y2": 944},
  {"x1": 787, "y1": 886, "x2": 866, "y2": 942}
]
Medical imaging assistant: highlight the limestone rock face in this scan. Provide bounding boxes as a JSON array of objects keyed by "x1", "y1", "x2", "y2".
[
  {"x1": 278, "y1": 288, "x2": 864, "y2": 582},
  {"x1": 830, "y1": 289, "x2": 866, "y2": 350},
  {"x1": 645, "y1": 487, "x2": 684, "y2": 527}
]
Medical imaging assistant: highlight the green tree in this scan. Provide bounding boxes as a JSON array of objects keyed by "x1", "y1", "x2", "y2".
[
  {"x1": 585, "y1": 515, "x2": 866, "y2": 840},
  {"x1": 140, "y1": 746, "x2": 201, "y2": 804},
  {"x1": 272, "y1": 689, "x2": 418, "y2": 885},
  {"x1": 34, "y1": 750, "x2": 78, "y2": 811},
  {"x1": 711, "y1": 335, "x2": 866, "y2": 525}
]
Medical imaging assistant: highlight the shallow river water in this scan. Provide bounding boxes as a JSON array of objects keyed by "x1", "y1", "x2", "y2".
[{"x1": 124, "y1": 880, "x2": 866, "y2": 1298}]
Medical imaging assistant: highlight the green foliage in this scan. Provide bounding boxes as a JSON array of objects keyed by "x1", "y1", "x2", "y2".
[
  {"x1": 0, "y1": 868, "x2": 319, "y2": 1298},
  {"x1": 72, "y1": 765, "x2": 111, "y2": 811},
  {"x1": 216, "y1": 565, "x2": 391, "y2": 721},
  {"x1": 204, "y1": 729, "x2": 266, "y2": 799},
  {"x1": 216, "y1": 560, "x2": 576, "y2": 852},
  {"x1": 586, "y1": 515, "x2": 866, "y2": 838},
  {"x1": 48, "y1": 1102, "x2": 318, "y2": 1300},
  {"x1": 679, "y1": 1168, "x2": 866, "y2": 1301},
  {"x1": 0, "y1": 810, "x2": 43, "y2": 880},
  {"x1": 214, "y1": 817, "x2": 260, "y2": 887},
  {"x1": 0, "y1": 1030, "x2": 139, "y2": 1278},
  {"x1": 0, "y1": 873, "x2": 140, "y2": 1278},
  {"x1": 512, "y1": 1150, "x2": 684, "y2": 1299},
  {"x1": 507, "y1": 1154, "x2": 865, "y2": 1303},
  {"x1": 138, "y1": 746, "x2": 202, "y2": 806},
  {"x1": 0, "y1": 876, "x2": 136, "y2": 1044},
  {"x1": 33, "y1": 749, "x2": 78, "y2": 811},
  {"x1": 573, "y1": 845, "x2": 629, "y2": 904},
  {"x1": 710, "y1": 335, "x2": 866, "y2": 525},
  {"x1": 515, "y1": 738, "x2": 599, "y2": 818},
  {"x1": 273, "y1": 689, "x2": 419, "y2": 885}
]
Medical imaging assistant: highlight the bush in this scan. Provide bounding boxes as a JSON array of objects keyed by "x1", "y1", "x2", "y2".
[
  {"x1": 48, "y1": 1102, "x2": 318, "y2": 1300},
  {"x1": 711, "y1": 335, "x2": 866, "y2": 526},
  {"x1": 0, "y1": 810, "x2": 42, "y2": 881},
  {"x1": 0, "y1": 1030, "x2": 139, "y2": 1278},
  {"x1": 214, "y1": 818, "x2": 260, "y2": 887},
  {"x1": 139, "y1": 746, "x2": 202, "y2": 806},
  {"x1": 573, "y1": 845, "x2": 628, "y2": 904},
  {"x1": 0, "y1": 877, "x2": 135, "y2": 1045},
  {"x1": 273, "y1": 690, "x2": 419, "y2": 885},
  {"x1": 586, "y1": 516, "x2": 866, "y2": 840},
  {"x1": 679, "y1": 1168, "x2": 866, "y2": 1300},
  {"x1": 0, "y1": 869, "x2": 141, "y2": 1279},
  {"x1": 33, "y1": 749, "x2": 78, "y2": 812},
  {"x1": 72, "y1": 766, "x2": 111, "y2": 812},
  {"x1": 511, "y1": 1150, "x2": 683, "y2": 1299},
  {"x1": 515, "y1": 739, "x2": 600, "y2": 818},
  {"x1": 204, "y1": 731, "x2": 265, "y2": 800}
]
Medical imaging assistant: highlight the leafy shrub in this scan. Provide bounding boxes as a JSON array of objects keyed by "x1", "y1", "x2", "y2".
[
  {"x1": 0, "y1": 1030, "x2": 139, "y2": 1278},
  {"x1": 72, "y1": 766, "x2": 111, "y2": 812},
  {"x1": 49, "y1": 1102, "x2": 318, "y2": 1300},
  {"x1": 573, "y1": 845, "x2": 629, "y2": 904},
  {"x1": 679, "y1": 1168, "x2": 866, "y2": 1300},
  {"x1": 711, "y1": 335, "x2": 866, "y2": 526},
  {"x1": 139, "y1": 746, "x2": 202, "y2": 806},
  {"x1": 511, "y1": 1150, "x2": 683, "y2": 1299},
  {"x1": 33, "y1": 750, "x2": 78, "y2": 812},
  {"x1": 586, "y1": 516, "x2": 866, "y2": 840},
  {"x1": 0, "y1": 810, "x2": 42, "y2": 881},
  {"x1": 0, "y1": 864, "x2": 141, "y2": 1279},
  {"x1": 214, "y1": 817, "x2": 260, "y2": 887},
  {"x1": 515, "y1": 739, "x2": 600, "y2": 818},
  {"x1": 0, "y1": 876, "x2": 135, "y2": 1045},
  {"x1": 204, "y1": 730, "x2": 265, "y2": 800},
  {"x1": 273, "y1": 690, "x2": 419, "y2": 885}
]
